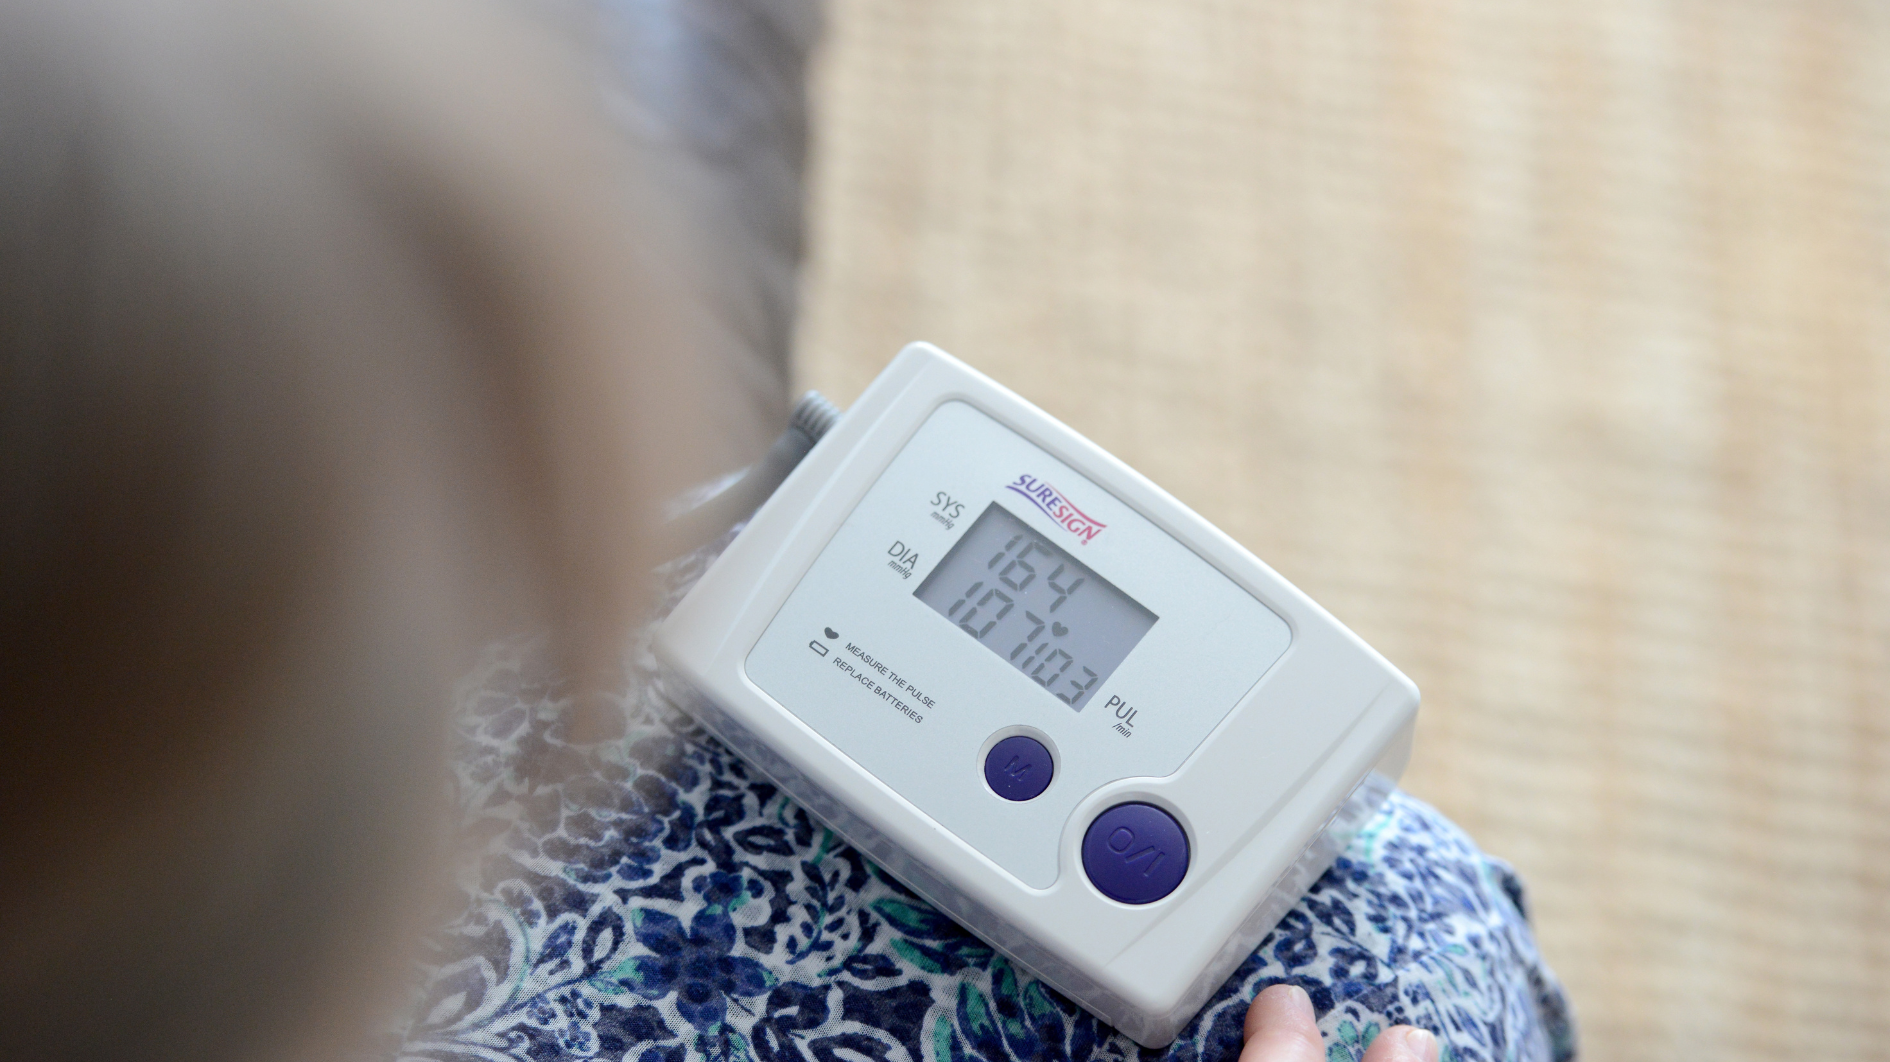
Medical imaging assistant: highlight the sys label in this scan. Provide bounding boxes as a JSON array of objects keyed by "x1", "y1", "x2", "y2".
[{"x1": 930, "y1": 491, "x2": 967, "y2": 530}]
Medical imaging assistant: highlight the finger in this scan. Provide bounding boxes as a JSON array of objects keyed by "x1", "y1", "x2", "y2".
[
  {"x1": 1239, "y1": 985, "x2": 1325, "y2": 1062},
  {"x1": 1360, "y1": 1025, "x2": 1440, "y2": 1062}
]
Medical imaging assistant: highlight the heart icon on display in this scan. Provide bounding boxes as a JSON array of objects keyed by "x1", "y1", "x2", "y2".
[
  {"x1": 1051, "y1": 622, "x2": 1068, "y2": 637},
  {"x1": 824, "y1": 628, "x2": 839, "y2": 640}
]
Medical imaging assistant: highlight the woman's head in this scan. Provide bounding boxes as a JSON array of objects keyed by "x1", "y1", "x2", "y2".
[{"x1": 0, "y1": 0, "x2": 721, "y2": 1056}]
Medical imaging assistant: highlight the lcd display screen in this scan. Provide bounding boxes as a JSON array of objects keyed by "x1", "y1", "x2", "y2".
[{"x1": 915, "y1": 503, "x2": 1157, "y2": 710}]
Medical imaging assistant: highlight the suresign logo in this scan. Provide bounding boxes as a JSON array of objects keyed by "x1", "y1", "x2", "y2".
[{"x1": 1006, "y1": 474, "x2": 1106, "y2": 544}]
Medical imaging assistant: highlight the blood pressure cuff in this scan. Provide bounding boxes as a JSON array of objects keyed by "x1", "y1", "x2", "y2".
[{"x1": 401, "y1": 537, "x2": 1578, "y2": 1062}]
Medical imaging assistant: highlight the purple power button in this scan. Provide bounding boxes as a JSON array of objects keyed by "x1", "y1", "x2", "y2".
[
  {"x1": 1082, "y1": 803, "x2": 1189, "y2": 904},
  {"x1": 983, "y1": 735, "x2": 1054, "y2": 801}
]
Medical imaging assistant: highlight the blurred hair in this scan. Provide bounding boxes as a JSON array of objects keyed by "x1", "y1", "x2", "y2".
[{"x1": 0, "y1": 0, "x2": 722, "y2": 1057}]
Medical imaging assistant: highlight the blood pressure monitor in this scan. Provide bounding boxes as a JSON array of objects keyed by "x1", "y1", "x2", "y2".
[{"x1": 655, "y1": 343, "x2": 1419, "y2": 1046}]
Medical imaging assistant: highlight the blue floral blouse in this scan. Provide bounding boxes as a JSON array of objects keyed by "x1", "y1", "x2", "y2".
[{"x1": 401, "y1": 546, "x2": 1577, "y2": 1062}]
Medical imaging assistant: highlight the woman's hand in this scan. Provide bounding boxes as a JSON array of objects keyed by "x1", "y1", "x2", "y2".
[{"x1": 1240, "y1": 985, "x2": 1440, "y2": 1062}]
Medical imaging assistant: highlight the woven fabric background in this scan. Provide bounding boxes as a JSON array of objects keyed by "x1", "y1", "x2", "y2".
[{"x1": 789, "y1": 3, "x2": 1890, "y2": 1060}]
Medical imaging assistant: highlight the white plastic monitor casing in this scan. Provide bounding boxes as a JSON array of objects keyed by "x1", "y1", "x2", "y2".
[{"x1": 655, "y1": 343, "x2": 1419, "y2": 1047}]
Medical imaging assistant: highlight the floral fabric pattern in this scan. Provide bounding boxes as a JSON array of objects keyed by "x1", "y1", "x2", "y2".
[{"x1": 402, "y1": 547, "x2": 1576, "y2": 1062}]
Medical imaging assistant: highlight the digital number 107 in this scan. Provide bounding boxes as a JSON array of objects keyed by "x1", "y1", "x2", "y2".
[{"x1": 942, "y1": 531, "x2": 1101, "y2": 707}]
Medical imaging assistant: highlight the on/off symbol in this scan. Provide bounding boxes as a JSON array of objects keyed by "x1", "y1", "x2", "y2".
[{"x1": 1081, "y1": 803, "x2": 1190, "y2": 904}]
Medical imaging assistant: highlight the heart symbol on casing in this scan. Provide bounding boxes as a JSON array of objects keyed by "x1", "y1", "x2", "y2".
[
  {"x1": 824, "y1": 628, "x2": 839, "y2": 640},
  {"x1": 1051, "y1": 622, "x2": 1068, "y2": 637}
]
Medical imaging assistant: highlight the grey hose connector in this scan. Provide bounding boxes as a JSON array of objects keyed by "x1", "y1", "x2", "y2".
[
  {"x1": 661, "y1": 390, "x2": 843, "y2": 557},
  {"x1": 789, "y1": 390, "x2": 841, "y2": 443}
]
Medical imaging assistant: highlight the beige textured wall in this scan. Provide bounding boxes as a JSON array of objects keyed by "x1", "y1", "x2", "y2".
[{"x1": 791, "y1": 2, "x2": 1890, "y2": 1059}]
